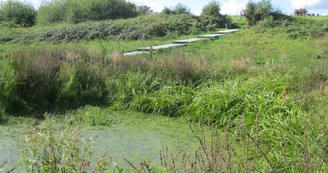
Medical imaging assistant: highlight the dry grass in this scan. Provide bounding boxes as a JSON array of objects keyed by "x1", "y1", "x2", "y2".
[{"x1": 228, "y1": 57, "x2": 253, "y2": 72}]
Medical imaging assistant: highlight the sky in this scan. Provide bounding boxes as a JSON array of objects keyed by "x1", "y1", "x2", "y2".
[{"x1": 4, "y1": 0, "x2": 328, "y2": 16}]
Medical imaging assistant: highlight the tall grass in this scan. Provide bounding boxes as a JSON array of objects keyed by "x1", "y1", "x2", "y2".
[{"x1": 0, "y1": 57, "x2": 19, "y2": 114}]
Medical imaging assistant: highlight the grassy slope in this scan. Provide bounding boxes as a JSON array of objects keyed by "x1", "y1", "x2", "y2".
[
  {"x1": 0, "y1": 14, "x2": 228, "y2": 44},
  {"x1": 0, "y1": 30, "x2": 216, "y2": 57}
]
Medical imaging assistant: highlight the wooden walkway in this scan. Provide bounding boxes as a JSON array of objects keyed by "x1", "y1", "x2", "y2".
[{"x1": 124, "y1": 29, "x2": 240, "y2": 56}]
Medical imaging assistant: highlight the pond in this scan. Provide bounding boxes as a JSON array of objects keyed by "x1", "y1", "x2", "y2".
[{"x1": 0, "y1": 111, "x2": 204, "y2": 172}]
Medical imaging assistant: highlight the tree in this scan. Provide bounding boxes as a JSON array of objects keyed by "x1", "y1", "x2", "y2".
[
  {"x1": 137, "y1": 5, "x2": 153, "y2": 15},
  {"x1": 243, "y1": 0, "x2": 284, "y2": 26},
  {"x1": 161, "y1": 7, "x2": 173, "y2": 15},
  {"x1": 294, "y1": 9, "x2": 300, "y2": 16},
  {"x1": 299, "y1": 8, "x2": 307, "y2": 16},
  {"x1": 37, "y1": 0, "x2": 139, "y2": 25},
  {"x1": 0, "y1": 0, "x2": 37, "y2": 27},
  {"x1": 172, "y1": 3, "x2": 191, "y2": 14},
  {"x1": 201, "y1": 0, "x2": 221, "y2": 17},
  {"x1": 294, "y1": 8, "x2": 308, "y2": 16},
  {"x1": 161, "y1": 3, "x2": 191, "y2": 15},
  {"x1": 243, "y1": 1, "x2": 259, "y2": 26},
  {"x1": 89, "y1": 0, "x2": 138, "y2": 21}
]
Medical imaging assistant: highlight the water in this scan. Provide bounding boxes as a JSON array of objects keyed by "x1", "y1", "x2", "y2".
[
  {"x1": 0, "y1": 111, "x2": 203, "y2": 172},
  {"x1": 87, "y1": 111, "x2": 201, "y2": 169},
  {"x1": 0, "y1": 126, "x2": 22, "y2": 172}
]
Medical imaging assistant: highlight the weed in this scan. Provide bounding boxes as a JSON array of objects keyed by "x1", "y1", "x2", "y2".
[{"x1": 22, "y1": 114, "x2": 111, "y2": 172}]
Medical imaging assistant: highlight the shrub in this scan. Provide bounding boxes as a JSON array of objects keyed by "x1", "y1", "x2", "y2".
[
  {"x1": 89, "y1": 0, "x2": 137, "y2": 21},
  {"x1": 0, "y1": 0, "x2": 37, "y2": 27},
  {"x1": 36, "y1": 0, "x2": 67, "y2": 25},
  {"x1": 243, "y1": 0, "x2": 285, "y2": 26},
  {"x1": 161, "y1": 3, "x2": 191, "y2": 15},
  {"x1": 201, "y1": 0, "x2": 221, "y2": 18},
  {"x1": 37, "y1": 0, "x2": 138, "y2": 25},
  {"x1": 137, "y1": 5, "x2": 153, "y2": 16},
  {"x1": 200, "y1": 1, "x2": 228, "y2": 30}
]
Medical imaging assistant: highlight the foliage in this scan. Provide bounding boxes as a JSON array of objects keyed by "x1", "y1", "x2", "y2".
[
  {"x1": 88, "y1": 0, "x2": 138, "y2": 21},
  {"x1": 70, "y1": 106, "x2": 114, "y2": 127},
  {"x1": 294, "y1": 8, "x2": 308, "y2": 16},
  {"x1": 258, "y1": 17, "x2": 328, "y2": 39},
  {"x1": 161, "y1": 3, "x2": 191, "y2": 15},
  {"x1": 37, "y1": 0, "x2": 138, "y2": 25},
  {"x1": 0, "y1": 58, "x2": 19, "y2": 113},
  {"x1": 36, "y1": 0, "x2": 67, "y2": 25},
  {"x1": 0, "y1": 0, "x2": 37, "y2": 27},
  {"x1": 1, "y1": 14, "x2": 226, "y2": 43},
  {"x1": 137, "y1": 5, "x2": 153, "y2": 16},
  {"x1": 201, "y1": 0, "x2": 221, "y2": 18},
  {"x1": 199, "y1": 0, "x2": 228, "y2": 30},
  {"x1": 243, "y1": 0, "x2": 286, "y2": 26}
]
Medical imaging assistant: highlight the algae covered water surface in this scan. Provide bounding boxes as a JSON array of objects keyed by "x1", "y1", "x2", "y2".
[
  {"x1": 0, "y1": 109, "x2": 202, "y2": 171},
  {"x1": 87, "y1": 111, "x2": 201, "y2": 168}
]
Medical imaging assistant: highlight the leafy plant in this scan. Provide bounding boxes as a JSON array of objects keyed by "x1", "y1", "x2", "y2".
[
  {"x1": 0, "y1": 0, "x2": 37, "y2": 27},
  {"x1": 37, "y1": 0, "x2": 138, "y2": 25},
  {"x1": 161, "y1": 3, "x2": 191, "y2": 15},
  {"x1": 243, "y1": 0, "x2": 286, "y2": 26},
  {"x1": 201, "y1": 0, "x2": 221, "y2": 18}
]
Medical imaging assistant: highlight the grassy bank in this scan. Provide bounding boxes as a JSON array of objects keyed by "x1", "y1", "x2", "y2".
[
  {"x1": 1, "y1": 16, "x2": 328, "y2": 172},
  {"x1": 0, "y1": 14, "x2": 229, "y2": 44}
]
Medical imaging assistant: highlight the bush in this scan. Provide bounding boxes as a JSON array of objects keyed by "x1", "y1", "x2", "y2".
[
  {"x1": 0, "y1": 0, "x2": 37, "y2": 27},
  {"x1": 201, "y1": 0, "x2": 221, "y2": 18},
  {"x1": 37, "y1": 0, "x2": 138, "y2": 25},
  {"x1": 200, "y1": 1, "x2": 228, "y2": 30},
  {"x1": 161, "y1": 3, "x2": 191, "y2": 15},
  {"x1": 137, "y1": 5, "x2": 153, "y2": 16},
  {"x1": 88, "y1": 0, "x2": 137, "y2": 21},
  {"x1": 36, "y1": 0, "x2": 67, "y2": 25},
  {"x1": 243, "y1": 0, "x2": 286, "y2": 26}
]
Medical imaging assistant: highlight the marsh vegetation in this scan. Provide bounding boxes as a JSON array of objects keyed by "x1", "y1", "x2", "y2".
[{"x1": 1, "y1": 0, "x2": 328, "y2": 172}]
